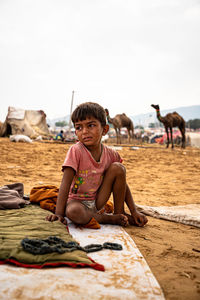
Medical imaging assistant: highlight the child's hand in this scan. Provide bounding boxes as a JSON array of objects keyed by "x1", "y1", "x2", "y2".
[
  {"x1": 45, "y1": 214, "x2": 68, "y2": 225},
  {"x1": 133, "y1": 211, "x2": 148, "y2": 227}
]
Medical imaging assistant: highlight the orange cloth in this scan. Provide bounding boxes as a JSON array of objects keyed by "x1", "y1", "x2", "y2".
[
  {"x1": 81, "y1": 217, "x2": 101, "y2": 229},
  {"x1": 100, "y1": 199, "x2": 114, "y2": 214},
  {"x1": 30, "y1": 185, "x2": 59, "y2": 213}
]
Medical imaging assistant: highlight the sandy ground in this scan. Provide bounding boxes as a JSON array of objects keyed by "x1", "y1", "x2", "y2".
[{"x1": 0, "y1": 137, "x2": 200, "y2": 300}]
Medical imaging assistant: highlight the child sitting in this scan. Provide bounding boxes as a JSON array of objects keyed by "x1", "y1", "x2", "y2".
[{"x1": 46, "y1": 102, "x2": 148, "y2": 227}]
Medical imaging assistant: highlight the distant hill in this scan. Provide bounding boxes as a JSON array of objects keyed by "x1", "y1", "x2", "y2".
[
  {"x1": 131, "y1": 105, "x2": 200, "y2": 127},
  {"x1": 47, "y1": 105, "x2": 200, "y2": 127}
]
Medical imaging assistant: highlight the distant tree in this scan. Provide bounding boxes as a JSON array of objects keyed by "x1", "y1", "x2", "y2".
[
  {"x1": 135, "y1": 125, "x2": 144, "y2": 130},
  {"x1": 186, "y1": 119, "x2": 200, "y2": 130},
  {"x1": 148, "y1": 123, "x2": 156, "y2": 128},
  {"x1": 148, "y1": 122, "x2": 163, "y2": 128},
  {"x1": 55, "y1": 121, "x2": 67, "y2": 127}
]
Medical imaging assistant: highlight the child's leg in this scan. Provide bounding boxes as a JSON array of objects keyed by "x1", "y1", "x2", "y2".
[
  {"x1": 66, "y1": 199, "x2": 128, "y2": 226},
  {"x1": 96, "y1": 162, "x2": 126, "y2": 213},
  {"x1": 96, "y1": 162, "x2": 148, "y2": 227}
]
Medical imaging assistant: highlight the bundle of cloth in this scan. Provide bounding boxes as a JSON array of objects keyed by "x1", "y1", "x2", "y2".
[{"x1": 0, "y1": 182, "x2": 30, "y2": 209}]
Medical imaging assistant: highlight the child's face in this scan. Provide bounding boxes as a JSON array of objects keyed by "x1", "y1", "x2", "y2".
[{"x1": 74, "y1": 117, "x2": 109, "y2": 147}]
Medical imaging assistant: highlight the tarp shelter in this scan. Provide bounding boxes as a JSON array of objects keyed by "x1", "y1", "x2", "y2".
[
  {"x1": 0, "y1": 107, "x2": 50, "y2": 138},
  {"x1": 186, "y1": 132, "x2": 200, "y2": 148}
]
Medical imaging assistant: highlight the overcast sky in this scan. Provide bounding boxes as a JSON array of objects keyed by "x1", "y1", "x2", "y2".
[{"x1": 0, "y1": 0, "x2": 200, "y2": 121}]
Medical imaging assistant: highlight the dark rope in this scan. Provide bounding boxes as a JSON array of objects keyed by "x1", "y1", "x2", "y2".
[
  {"x1": 103, "y1": 242, "x2": 123, "y2": 250},
  {"x1": 84, "y1": 244, "x2": 103, "y2": 253},
  {"x1": 21, "y1": 236, "x2": 123, "y2": 255}
]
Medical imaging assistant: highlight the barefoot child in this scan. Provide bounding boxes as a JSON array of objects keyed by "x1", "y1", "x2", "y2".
[{"x1": 46, "y1": 102, "x2": 148, "y2": 227}]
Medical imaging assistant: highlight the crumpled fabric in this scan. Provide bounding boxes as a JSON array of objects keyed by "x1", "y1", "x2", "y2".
[
  {"x1": 0, "y1": 183, "x2": 30, "y2": 209},
  {"x1": 30, "y1": 185, "x2": 59, "y2": 212},
  {"x1": 81, "y1": 217, "x2": 101, "y2": 229}
]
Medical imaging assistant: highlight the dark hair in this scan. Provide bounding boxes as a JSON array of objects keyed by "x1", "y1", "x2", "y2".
[{"x1": 71, "y1": 102, "x2": 107, "y2": 127}]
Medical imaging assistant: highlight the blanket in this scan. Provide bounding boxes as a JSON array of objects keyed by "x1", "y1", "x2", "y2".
[
  {"x1": 136, "y1": 204, "x2": 200, "y2": 228},
  {"x1": 0, "y1": 205, "x2": 104, "y2": 270},
  {"x1": 0, "y1": 183, "x2": 30, "y2": 209}
]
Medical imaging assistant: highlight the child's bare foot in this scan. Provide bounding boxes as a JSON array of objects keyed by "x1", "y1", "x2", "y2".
[
  {"x1": 124, "y1": 212, "x2": 148, "y2": 227},
  {"x1": 111, "y1": 214, "x2": 129, "y2": 226},
  {"x1": 96, "y1": 213, "x2": 129, "y2": 227}
]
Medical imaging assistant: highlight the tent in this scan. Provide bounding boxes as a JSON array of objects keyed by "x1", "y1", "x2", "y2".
[
  {"x1": 0, "y1": 107, "x2": 50, "y2": 138},
  {"x1": 186, "y1": 132, "x2": 200, "y2": 148}
]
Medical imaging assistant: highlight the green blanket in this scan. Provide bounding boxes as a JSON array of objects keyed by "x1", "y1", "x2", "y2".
[{"x1": 0, "y1": 205, "x2": 104, "y2": 270}]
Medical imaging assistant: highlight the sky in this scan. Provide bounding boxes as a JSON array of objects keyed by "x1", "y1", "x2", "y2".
[{"x1": 0, "y1": 0, "x2": 200, "y2": 122}]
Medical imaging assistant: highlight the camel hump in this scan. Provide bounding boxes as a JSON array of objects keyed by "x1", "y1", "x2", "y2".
[{"x1": 173, "y1": 111, "x2": 184, "y2": 119}]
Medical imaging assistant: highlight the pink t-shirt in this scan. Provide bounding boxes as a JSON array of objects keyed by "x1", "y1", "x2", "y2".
[{"x1": 62, "y1": 142, "x2": 122, "y2": 201}]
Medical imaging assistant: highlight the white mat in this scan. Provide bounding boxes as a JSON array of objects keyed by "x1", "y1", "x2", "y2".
[
  {"x1": 137, "y1": 204, "x2": 200, "y2": 228},
  {"x1": 0, "y1": 224, "x2": 164, "y2": 300}
]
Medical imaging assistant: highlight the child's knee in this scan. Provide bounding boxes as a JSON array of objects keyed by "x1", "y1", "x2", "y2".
[
  {"x1": 66, "y1": 202, "x2": 82, "y2": 219},
  {"x1": 108, "y1": 162, "x2": 126, "y2": 177}
]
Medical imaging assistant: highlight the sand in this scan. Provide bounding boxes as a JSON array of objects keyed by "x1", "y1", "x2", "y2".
[{"x1": 0, "y1": 137, "x2": 200, "y2": 300}]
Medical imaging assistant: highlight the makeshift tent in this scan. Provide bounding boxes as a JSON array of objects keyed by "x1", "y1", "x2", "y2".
[
  {"x1": 186, "y1": 132, "x2": 200, "y2": 148},
  {"x1": 0, "y1": 107, "x2": 50, "y2": 138}
]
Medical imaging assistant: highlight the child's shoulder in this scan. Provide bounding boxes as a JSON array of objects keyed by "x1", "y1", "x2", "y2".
[
  {"x1": 103, "y1": 144, "x2": 122, "y2": 162},
  {"x1": 69, "y1": 141, "x2": 83, "y2": 150},
  {"x1": 103, "y1": 144, "x2": 118, "y2": 153},
  {"x1": 68, "y1": 141, "x2": 89, "y2": 156}
]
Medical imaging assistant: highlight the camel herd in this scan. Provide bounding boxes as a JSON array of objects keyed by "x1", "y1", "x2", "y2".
[{"x1": 105, "y1": 105, "x2": 186, "y2": 149}]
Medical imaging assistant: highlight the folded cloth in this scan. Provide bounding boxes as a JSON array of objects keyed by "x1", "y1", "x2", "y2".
[
  {"x1": 0, "y1": 205, "x2": 104, "y2": 271},
  {"x1": 0, "y1": 183, "x2": 30, "y2": 209},
  {"x1": 30, "y1": 185, "x2": 59, "y2": 212}
]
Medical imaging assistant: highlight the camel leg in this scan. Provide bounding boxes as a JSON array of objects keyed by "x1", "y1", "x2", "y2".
[
  {"x1": 115, "y1": 129, "x2": 119, "y2": 144},
  {"x1": 132, "y1": 130, "x2": 134, "y2": 141},
  {"x1": 118, "y1": 129, "x2": 121, "y2": 144},
  {"x1": 165, "y1": 127, "x2": 170, "y2": 148},
  {"x1": 116, "y1": 129, "x2": 121, "y2": 144},
  {"x1": 170, "y1": 127, "x2": 174, "y2": 149},
  {"x1": 179, "y1": 126, "x2": 186, "y2": 148},
  {"x1": 127, "y1": 130, "x2": 131, "y2": 144}
]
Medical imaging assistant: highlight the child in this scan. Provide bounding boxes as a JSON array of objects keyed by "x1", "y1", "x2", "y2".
[
  {"x1": 46, "y1": 102, "x2": 147, "y2": 227},
  {"x1": 55, "y1": 130, "x2": 64, "y2": 141}
]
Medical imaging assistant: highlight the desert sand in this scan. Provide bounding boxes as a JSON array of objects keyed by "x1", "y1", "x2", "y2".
[{"x1": 0, "y1": 137, "x2": 200, "y2": 300}]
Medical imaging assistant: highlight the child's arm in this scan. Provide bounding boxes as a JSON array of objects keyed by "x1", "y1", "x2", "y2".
[
  {"x1": 46, "y1": 167, "x2": 75, "y2": 223},
  {"x1": 125, "y1": 184, "x2": 148, "y2": 227}
]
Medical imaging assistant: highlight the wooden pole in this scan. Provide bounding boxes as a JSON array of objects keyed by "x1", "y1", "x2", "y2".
[{"x1": 68, "y1": 90, "x2": 74, "y2": 134}]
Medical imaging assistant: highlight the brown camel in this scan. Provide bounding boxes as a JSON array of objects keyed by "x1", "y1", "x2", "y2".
[
  {"x1": 105, "y1": 108, "x2": 134, "y2": 144},
  {"x1": 151, "y1": 104, "x2": 186, "y2": 149}
]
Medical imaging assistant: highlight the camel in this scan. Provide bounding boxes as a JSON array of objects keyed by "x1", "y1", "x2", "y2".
[
  {"x1": 151, "y1": 104, "x2": 186, "y2": 149},
  {"x1": 105, "y1": 108, "x2": 134, "y2": 144}
]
